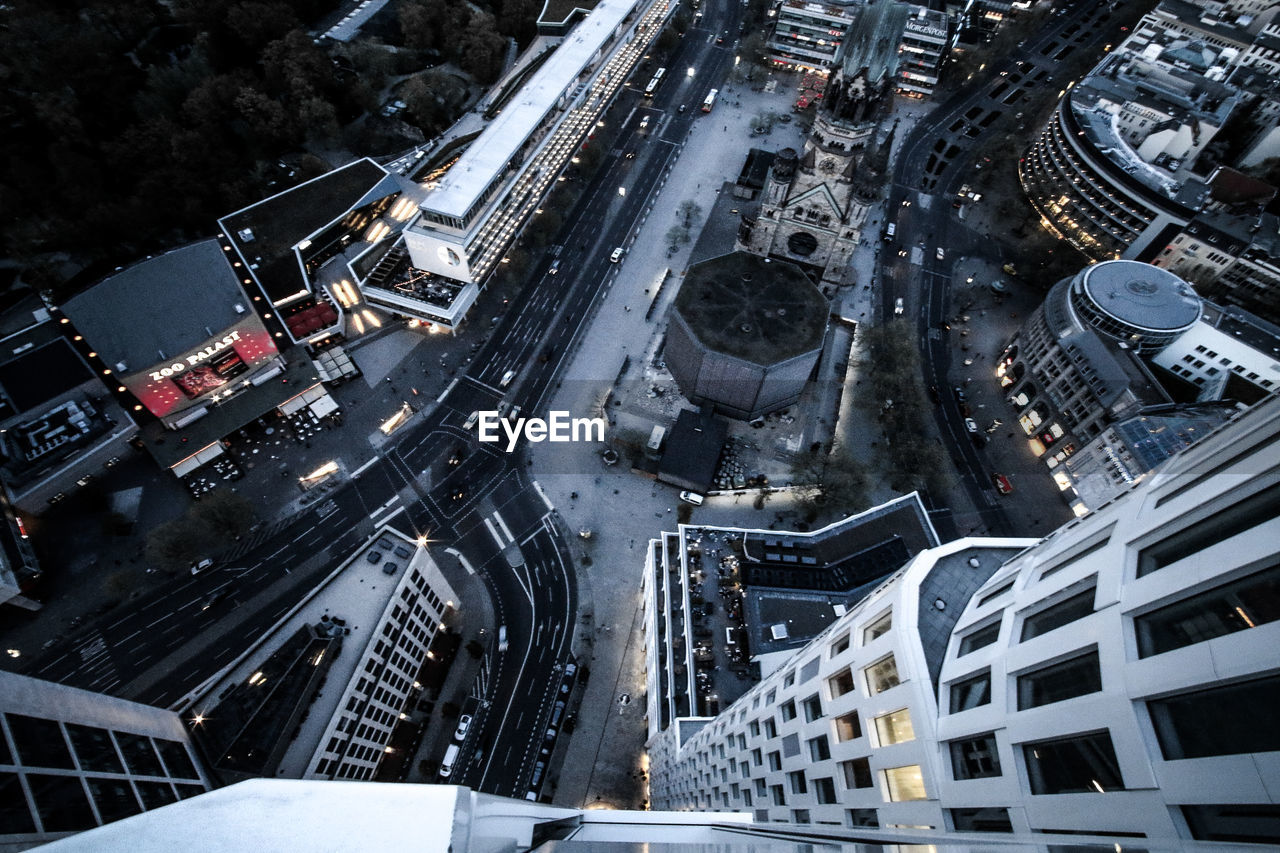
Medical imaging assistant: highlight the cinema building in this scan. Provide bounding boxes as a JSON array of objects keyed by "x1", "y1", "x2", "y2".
[{"x1": 56, "y1": 241, "x2": 336, "y2": 480}]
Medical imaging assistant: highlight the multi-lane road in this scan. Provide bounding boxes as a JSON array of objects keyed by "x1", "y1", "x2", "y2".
[
  {"x1": 877, "y1": 0, "x2": 1128, "y2": 536},
  {"x1": 27, "y1": 0, "x2": 742, "y2": 800}
]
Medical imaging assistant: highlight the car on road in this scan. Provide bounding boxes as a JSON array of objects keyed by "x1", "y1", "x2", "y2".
[
  {"x1": 439, "y1": 744, "x2": 459, "y2": 778},
  {"x1": 992, "y1": 473, "x2": 1013, "y2": 495},
  {"x1": 200, "y1": 589, "x2": 229, "y2": 611},
  {"x1": 953, "y1": 385, "x2": 966, "y2": 402},
  {"x1": 894, "y1": 297, "x2": 904, "y2": 315},
  {"x1": 964, "y1": 418, "x2": 979, "y2": 433},
  {"x1": 500, "y1": 369, "x2": 516, "y2": 387},
  {"x1": 464, "y1": 411, "x2": 479, "y2": 430},
  {"x1": 678, "y1": 491, "x2": 704, "y2": 505},
  {"x1": 455, "y1": 714, "x2": 472, "y2": 741},
  {"x1": 191, "y1": 558, "x2": 213, "y2": 575},
  {"x1": 610, "y1": 247, "x2": 624, "y2": 263},
  {"x1": 639, "y1": 115, "x2": 650, "y2": 130},
  {"x1": 624, "y1": 151, "x2": 636, "y2": 159},
  {"x1": 498, "y1": 625, "x2": 508, "y2": 652},
  {"x1": 548, "y1": 259, "x2": 560, "y2": 275},
  {"x1": 678, "y1": 104, "x2": 687, "y2": 113},
  {"x1": 936, "y1": 247, "x2": 945, "y2": 260}
]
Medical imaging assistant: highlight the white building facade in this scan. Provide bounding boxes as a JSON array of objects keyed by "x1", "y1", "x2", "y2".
[{"x1": 650, "y1": 397, "x2": 1280, "y2": 843}]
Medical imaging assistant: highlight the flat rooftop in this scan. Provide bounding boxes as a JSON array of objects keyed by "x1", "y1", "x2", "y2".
[
  {"x1": 61, "y1": 240, "x2": 249, "y2": 374},
  {"x1": 1081, "y1": 260, "x2": 1202, "y2": 332},
  {"x1": 420, "y1": 0, "x2": 642, "y2": 220},
  {"x1": 673, "y1": 253, "x2": 828, "y2": 365},
  {"x1": 219, "y1": 159, "x2": 394, "y2": 304}
]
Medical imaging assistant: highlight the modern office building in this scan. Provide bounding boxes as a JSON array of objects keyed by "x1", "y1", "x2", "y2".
[
  {"x1": 997, "y1": 261, "x2": 1187, "y2": 458},
  {"x1": 1152, "y1": 300, "x2": 1280, "y2": 397},
  {"x1": 188, "y1": 525, "x2": 459, "y2": 784},
  {"x1": 765, "y1": 0, "x2": 858, "y2": 70},
  {"x1": 642, "y1": 493, "x2": 941, "y2": 739},
  {"x1": 648, "y1": 396, "x2": 1280, "y2": 844},
  {"x1": 361, "y1": 0, "x2": 670, "y2": 334},
  {"x1": 1152, "y1": 210, "x2": 1280, "y2": 327},
  {"x1": 218, "y1": 158, "x2": 405, "y2": 346},
  {"x1": 1053, "y1": 403, "x2": 1235, "y2": 512},
  {"x1": 1017, "y1": 0, "x2": 1280, "y2": 262},
  {"x1": 897, "y1": 6, "x2": 950, "y2": 97},
  {"x1": 0, "y1": 670, "x2": 213, "y2": 849}
]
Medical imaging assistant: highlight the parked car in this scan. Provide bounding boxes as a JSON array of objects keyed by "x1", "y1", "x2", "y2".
[
  {"x1": 610, "y1": 247, "x2": 624, "y2": 263},
  {"x1": 894, "y1": 297, "x2": 904, "y2": 315},
  {"x1": 992, "y1": 473, "x2": 1014, "y2": 495},
  {"x1": 455, "y1": 715, "x2": 473, "y2": 741},
  {"x1": 936, "y1": 247, "x2": 945, "y2": 260},
  {"x1": 964, "y1": 418, "x2": 979, "y2": 433}
]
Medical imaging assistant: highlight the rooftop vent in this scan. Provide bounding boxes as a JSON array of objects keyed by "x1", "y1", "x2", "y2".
[{"x1": 238, "y1": 228, "x2": 255, "y2": 242}]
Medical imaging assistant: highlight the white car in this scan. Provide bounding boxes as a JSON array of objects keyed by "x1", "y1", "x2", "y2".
[
  {"x1": 936, "y1": 247, "x2": 945, "y2": 260},
  {"x1": 610, "y1": 247, "x2": 624, "y2": 263},
  {"x1": 454, "y1": 715, "x2": 472, "y2": 741},
  {"x1": 965, "y1": 418, "x2": 979, "y2": 433},
  {"x1": 678, "y1": 491, "x2": 704, "y2": 505},
  {"x1": 500, "y1": 369, "x2": 516, "y2": 387},
  {"x1": 894, "y1": 298, "x2": 904, "y2": 315}
]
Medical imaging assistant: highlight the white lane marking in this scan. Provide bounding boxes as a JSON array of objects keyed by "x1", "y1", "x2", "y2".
[
  {"x1": 483, "y1": 517, "x2": 505, "y2": 549},
  {"x1": 444, "y1": 547, "x2": 476, "y2": 575},
  {"x1": 352, "y1": 457, "x2": 378, "y2": 477},
  {"x1": 492, "y1": 510, "x2": 515, "y2": 543},
  {"x1": 531, "y1": 480, "x2": 554, "y2": 511}
]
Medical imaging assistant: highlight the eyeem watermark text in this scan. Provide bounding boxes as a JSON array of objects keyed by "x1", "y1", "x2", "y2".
[{"x1": 477, "y1": 411, "x2": 606, "y2": 452}]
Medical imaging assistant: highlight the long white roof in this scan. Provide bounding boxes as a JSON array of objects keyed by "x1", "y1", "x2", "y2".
[{"x1": 421, "y1": 0, "x2": 642, "y2": 220}]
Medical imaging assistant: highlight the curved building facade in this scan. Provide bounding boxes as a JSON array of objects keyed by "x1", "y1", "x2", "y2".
[
  {"x1": 997, "y1": 261, "x2": 1188, "y2": 456},
  {"x1": 1018, "y1": 94, "x2": 1194, "y2": 262}
]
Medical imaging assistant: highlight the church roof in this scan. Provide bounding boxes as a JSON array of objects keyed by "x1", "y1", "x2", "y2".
[{"x1": 839, "y1": 1, "x2": 911, "y2": 84}]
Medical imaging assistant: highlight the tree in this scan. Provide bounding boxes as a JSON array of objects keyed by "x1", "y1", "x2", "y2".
[
  {"x1": 146, "y1": 517, "x2": 215, "y2": 573},
  {"x1": 457, "y1": 16, "x2": 507, "y2": 84},
  {"x1": 666, "y1": 225, "x2": 690, "y2": 249},
  {"x1": 191, "y1": 489, "x2": 257, "y2": 539},
  {"x1": 678, "y1": 200, "x2": 703, "y2": 228}
]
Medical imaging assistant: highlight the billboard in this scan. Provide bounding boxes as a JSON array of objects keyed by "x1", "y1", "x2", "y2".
[{"x1": 122, "y1": 315, "x2": 280, "y2": 419}]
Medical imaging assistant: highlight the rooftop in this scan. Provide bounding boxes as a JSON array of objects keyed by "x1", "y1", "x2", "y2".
[
  {"x1": 839, "y1": 1, "x2": 911, "y2": 84},
  {"x1": 1080, "y1": 260, "x2": 1202, "y2": 332},
  {"x1": 219, "y1": 159, "x2": 394, "y2": 304},
  {"x1": 60, "y1": 240, "x2": 250, "y2": 374},
  {"x1": 1205, "y1": 301, "x2": 1280, "y2": 358},
  {"x1": 420, "y1": 0, "x2": 642, "y2": 220},
  {"x1": 538, "y1": 0, "x2": 601, "y2": 25},
  {"x1": 672, "y1": 253, "x2": 828, "y2": 365},
  {"x1": 0, "y1": 327, "x2": 95, "y2": 420}
]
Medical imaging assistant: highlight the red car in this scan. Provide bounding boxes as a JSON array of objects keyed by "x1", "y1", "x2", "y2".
[{"x1": 992, "y1": 473, "x2": 1013, "y2": 495}]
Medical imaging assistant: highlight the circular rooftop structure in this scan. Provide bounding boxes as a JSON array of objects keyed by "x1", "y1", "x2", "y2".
[
  {"x1": 666, "y1": 253, "x2": 828, "y2": 419},
  {"x1": 1071, "y1": 260, "x2": 1202, "y2": 351}
]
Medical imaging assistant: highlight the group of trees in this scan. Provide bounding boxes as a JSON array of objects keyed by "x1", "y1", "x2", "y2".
[
  {"x1": 399, "y1": 0, "x2": 540, "y2": 84},
  {"x1": 145, "y1": 490, "x2": 258, "y2": 572},
  {"x1": 858, "y1": 322, "x2": 954, "y2": 498},
  {"x1": 794, "y1": 442, "x2": 870, "y2": 521}
]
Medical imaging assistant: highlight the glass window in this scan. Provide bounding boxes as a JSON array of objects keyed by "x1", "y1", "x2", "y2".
[
  {"x1": 950, "y1": 807, "x2": 1013, "y2": 832},
  {"x1": 65, "y1": 725, "x2": 124, "y2": 774},
  {"x1": 751, "y1": 748, "x2": 761, "y2": 766},
  {"x1": 950, "y1": 732, "x2": 1002, "y2": 780},
  {"x1": 768, "y1": 751, "x2": 781, "y2": 771},
  {"x1": 814, "y1": 776, "x2": 837, "y2": 804},
  {"x1": 958, "y1": 620, "x2": 1001, "y2": 655},
  {"x1": 770, "y1": 784, "x2": 785, "y2": 806},
  {"x1": 828, "y1": 667, "x2": 856, "y2": 698},
  {"x1": 865, "y1": 655, "x2": 900, "y2": 695},
  {"x1": 847, "y1": 808, "x2": 879, "y2": 827},
  {"x1": 1135, "y1": 565, "x2": 1280, "y2": 658},
  {"x1": 882, "y1": 765, "x2": 927, "y2": 801},
  {"x1": 0, "y1": 772, "x2": 36, "y2": 834},
  {"x1": 840, "y1": 757, "x2": 873, "y2": 789},
  {"x1": 780, "y1": 700, "x2": 796, "y2": 722},
  {"x1": 86, "y1": 777, "x2": 142, "y2": 823},
  {"x1": 976, "y1": 579, "x2": 1015, "y2": 606},
  {"x1": 835, "y1": 711, "x2": 862, "y2": 742},
  {"x1": 1149, "y1": 674, "x2": 1280, "y2": 760},
  {"x1": 802, "y1": 694, "x2": 822, "y2": 722},
  {"x1": 134, "y1": 781, "x2": 177, "y2": 810},
  {"x1": 799, "y1": 657, "x2": 819, "y2": 683},
  {"x1": 1181, "y1": 804, "x2": 1280, "y2": 843},
  {"x1": 808, "y1": 735, "x2": 830, "y2": 761},
  {"x1": 6, "y1": 715, "x2": 73, "y2": 769},
  {"x1": 788, "y1": 770, "x2": 807, "y2": 795},
  {"x1": 0, "y1": 725, "x2": 10, "y2": 765},
  {"x1": 863, "y1": 611, "x2": 892, "y2": 643},
  {"x1": 1017, "y1": 650, "x2": 1101, "y2": 709},
  {"x1": 1023, "y1": 731, "x2": 1124, "y2": 795},
  {"x1": 792, "y1": 808, "x2": 810, "y2": 824},
  {"x1": 781, "y1": 734, "x2": 800, "y2": 758},
  {"x1": 115, "y1": 733, "x2": 164, "y2": 777},
  {"x1": 873, "y1": 709, "x2": 915, "y2": 746},
  {"x1": 749, "y1": 720, "x2": 760, "y2": 737},
  {"x1": 26, "y1": 774, "x2": 96, "y2": 832},
  {"x1": 830, "y1": 633, "x2": 851, "y2": 657},
  {"x1": 1140, "y1": 482, "x2": 1280, "y2": 576},
  {"x1": 949, "y1": 670, "x2": 992, "y2": 712},
  {"x1": 764, "y1": 718, "x2": 777, "y2": 738},
  {"x1": 1020, "y1": 585, "x2": 1095, "y2": 641}
]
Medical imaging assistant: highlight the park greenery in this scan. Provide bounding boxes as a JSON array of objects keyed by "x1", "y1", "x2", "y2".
[
  {"x1": 0, "y1": 0, "x2": 537, "y2": 301},
  {"x1": 145, "y1": 489, "x2": 259, "y2": 572}
]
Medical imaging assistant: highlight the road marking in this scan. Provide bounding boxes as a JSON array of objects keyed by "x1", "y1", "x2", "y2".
[
  {"x1": 437, "y1": 377, "x2": 459, "y2": 403},
  {"x1": 382, "y1": 505, "x2": 407, "y2": 524},
  {"x1": 492, "y1": 510, "x2": 515, "y2": 543},
  {"x1": 369, "y1": 495, "x2": 401, "y2": 520},
  {"x1": 483, "y1": 517, "x2": 505, "y2": 549},
  {"x1": 146, "y1": 613, "x2": 171, "y2": 629},
  {"x1": 444, "y1": 547, "x2": 476, "y2": 575},
  {"x1": 531, "y1": 480, "x2": 554, "y2": 511}
]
